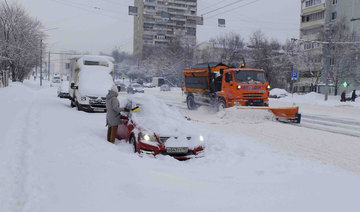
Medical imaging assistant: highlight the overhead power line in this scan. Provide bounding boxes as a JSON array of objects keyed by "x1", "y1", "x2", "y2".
[
  {"x1": 202, "y1": 0, "x2": 246, "y2": 16},
  {"x1": 206, "y1": 0, "x2": 261, "y2": 20}
]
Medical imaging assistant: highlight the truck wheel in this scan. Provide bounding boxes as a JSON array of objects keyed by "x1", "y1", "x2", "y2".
[
  {"x1": 187, "y1": 95, "x2": 196, "y2": 110},
  {"x1": 217, "y1": 100, "x2": 226, "y2": 112},
  {"x1": 130, "y1": 136, "x2": 137, "y2": 153}
]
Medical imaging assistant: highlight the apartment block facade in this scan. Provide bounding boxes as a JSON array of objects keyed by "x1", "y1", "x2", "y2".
[
  {"x1": 133, "y1": 0, "x2": 201, "y2": 56},
  {"x1": 297, "y1": 0, "x2": 360, "y2": 93}
]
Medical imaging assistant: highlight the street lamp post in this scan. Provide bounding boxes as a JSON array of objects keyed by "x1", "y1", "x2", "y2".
[{"x1": 40, "y1": 40, "x2": 43, "y2": 86}]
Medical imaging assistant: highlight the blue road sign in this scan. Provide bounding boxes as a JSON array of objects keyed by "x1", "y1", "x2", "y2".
[{"x1": 291, "y1": 72, "x2": 298, "y2": 79}]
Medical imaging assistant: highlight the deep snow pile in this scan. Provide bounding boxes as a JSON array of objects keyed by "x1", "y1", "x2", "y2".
[
  {"x1": 217, "y1": 107, "x2": 275, "y2": 124},
  {"x1": 279, "y1": 92, "x2": 360, "y2": 108},
  {"x1": 2, "y1": 80, "x2": 360, "y2": 212},
  {"x1": 270, "y1": 88, "x2": 289, "y2": 98}
]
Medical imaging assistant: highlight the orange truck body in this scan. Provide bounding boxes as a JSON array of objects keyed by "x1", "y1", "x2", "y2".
[{"x1": 183, "y1": 63, "x2": 301, "y2": 123}]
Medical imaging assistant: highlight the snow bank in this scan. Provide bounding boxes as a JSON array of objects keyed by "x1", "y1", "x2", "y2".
[
  {"x1": 270, "y1": 88, "x2": 289, "y2": 98},
  {"x1": 280, "y1": 92, "x2": 360, "y2": 108},
  {"x1": 218, "y1": 107, "x2": 275, "y2": 124},
  {"x1": 78, "y1": 67, "x2": 114, "y2": 97}
]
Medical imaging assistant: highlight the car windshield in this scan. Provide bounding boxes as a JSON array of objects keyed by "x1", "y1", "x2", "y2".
[
  {"x1": 132, "y1": 84, "x2": 141, "y2": 88},
  {"x1": 234, "y1": 70, "x2": 266, "y2": 83}
]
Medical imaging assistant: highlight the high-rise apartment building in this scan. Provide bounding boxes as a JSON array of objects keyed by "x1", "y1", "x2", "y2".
[
  {"x1": 133, "y1": 0, "x2": 201, "y2": 56},
  {"x1": 297, "y1": 0, "x2": 360, "y2": 93}
]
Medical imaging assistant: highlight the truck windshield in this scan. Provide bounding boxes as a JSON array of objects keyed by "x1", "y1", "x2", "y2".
[{"x1": 234, "y1": 70, "x2": 266, "y2": 83}]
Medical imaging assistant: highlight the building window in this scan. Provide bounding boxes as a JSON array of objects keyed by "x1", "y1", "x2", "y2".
[
  {"x1": 301, "y1": 11, "x2": 325, "y2": 23},
  {"x1": 332, "y1": 12, "x2": 337, "y2": 20},
  {"x1": 303, "y1": 0, "x2": 323, "y2": 8},
  {"x1": 333, "y1": 0, "x2": 337, "y2": 5}
]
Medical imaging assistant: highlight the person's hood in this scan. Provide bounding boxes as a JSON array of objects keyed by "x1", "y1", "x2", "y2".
[{"x1": 106, "y1": 90, "x2": 118, "y2": 100}]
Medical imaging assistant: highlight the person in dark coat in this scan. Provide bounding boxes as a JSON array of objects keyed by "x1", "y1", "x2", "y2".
[
  {"x1": 351, "y1": 90, "x2": 357, "y2": 102},
  {"x1": 340, "y1": 90, "x2": 346, "y2": 102},
  {"x1": 106, "y1": 85, "x2": 124, "y2": 143}
]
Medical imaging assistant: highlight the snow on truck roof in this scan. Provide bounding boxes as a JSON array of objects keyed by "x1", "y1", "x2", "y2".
[{"x1": 191, "y1": 62, "x2": 229, "y2": 69}]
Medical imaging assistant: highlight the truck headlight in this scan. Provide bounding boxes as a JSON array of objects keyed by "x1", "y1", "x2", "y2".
[
  {"x1": 237, "y1": 85, "x2": 242, "y2": 89},
  {"x1": 267, "y1": 85, "x2": 271, "y2": 90}
]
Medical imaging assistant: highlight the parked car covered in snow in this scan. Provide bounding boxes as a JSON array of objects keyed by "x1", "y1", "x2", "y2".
[
  {"x1": 50, "y1": 74, "x2": 61, "y2": 87},
  {"x1": 116, "y1": 94, "x2": 205, "y2": 160},
  {"x1": 143, "y1": 83, "x2": 154, "y2": 88},
  {"x1": 160, "y1": 84, "x2": 171, "y2": 91},
  {"x1": 69, "y1": 55, "x2": 115, "y2": 112},
  {"x1": 57, "y1": 81, "x2": 70, "y2": 99},
  {"x1": 127, "y1": 83, "x2": 144, "y2": 94}
]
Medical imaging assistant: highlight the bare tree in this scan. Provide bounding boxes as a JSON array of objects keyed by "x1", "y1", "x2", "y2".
[
  {"x1": 319, "y1": 18, "x2": 360, "y2": 95},
  {"x1": 140, "y1": 37, "x2": 194, "y2": 86},
  {"x1": 248, "y1": 30, "x2": 284, "y2": 87},
  {"x1": 209, "y1": 32, "x2": 246, "y2": 66},
  {"x1": 0, "y1": 2, "x2": 44, "y2": 82}
]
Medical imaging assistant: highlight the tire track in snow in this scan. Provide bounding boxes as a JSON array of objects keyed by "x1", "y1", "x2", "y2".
[
  {"x1": 1, "y1": 87, "x2": 42, "y2": 212},
  {"x1": 298, "y1": 114, "x2": 360, "y2": 138}
]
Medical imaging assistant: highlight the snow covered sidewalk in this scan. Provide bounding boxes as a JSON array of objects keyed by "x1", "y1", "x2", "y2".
[{"x1": 1, "y1": 82, "x2": 360, "y2": 212}]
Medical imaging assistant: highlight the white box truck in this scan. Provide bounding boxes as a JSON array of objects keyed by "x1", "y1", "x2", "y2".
[{"x1": 69, "y1": 55, "x2": 115, "y2": 112}]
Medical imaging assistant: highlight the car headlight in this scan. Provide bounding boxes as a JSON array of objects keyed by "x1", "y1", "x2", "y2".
[
  {"x1": 141, "y1": 132, "x2": 157, "y2": 143},
  {"x1": 81, "y1": 96, "x2": 87, "y2": 101},
  {"x1": 199, "y1": 135, "x2": 204, "y2": 142}
]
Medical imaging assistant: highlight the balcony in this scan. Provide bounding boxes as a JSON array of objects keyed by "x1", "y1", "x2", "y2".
[{"x1": 301, "y1": 3, "x2": 325, "y2": 16}]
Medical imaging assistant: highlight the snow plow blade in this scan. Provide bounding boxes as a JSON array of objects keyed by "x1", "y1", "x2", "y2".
[
  {"x1": 236, "y1": 106, "x2": 301, "y2": 124},
  {"x1": 268, "y1": 107, "x2": 301, "y2": 123}
]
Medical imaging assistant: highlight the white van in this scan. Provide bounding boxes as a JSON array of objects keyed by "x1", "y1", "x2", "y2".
[{"x1": 69, "y1": 55, "x2": 115, "y2": 112}]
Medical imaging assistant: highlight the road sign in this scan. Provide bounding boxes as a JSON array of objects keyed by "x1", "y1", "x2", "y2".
[
  {"x1": 291, "y1": 72, "x2": 298, "y2": 80},
  {"x1": 164, "y1": 76, "x2": 167, "y2": 80},
  {"x1": 343, "y1": 81, "x2": 348, "y2": 87}
]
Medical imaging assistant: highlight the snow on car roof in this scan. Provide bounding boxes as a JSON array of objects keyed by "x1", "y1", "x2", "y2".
[{"x1": 119, "y1": 93, "x2": 202, "y2": 138}]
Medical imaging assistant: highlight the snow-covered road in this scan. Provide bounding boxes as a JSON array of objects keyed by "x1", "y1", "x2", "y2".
[
  {"x1": 146, "y1": 88, "x2": 360, "y2": 174},
  {"x1": 1, "y1": 81, "x2": 360, "y2": 212}
]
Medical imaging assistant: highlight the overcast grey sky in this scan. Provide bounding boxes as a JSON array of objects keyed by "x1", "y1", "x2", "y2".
[{"x1": 7, "y1": 0, "x2": 300, "y2": 54}]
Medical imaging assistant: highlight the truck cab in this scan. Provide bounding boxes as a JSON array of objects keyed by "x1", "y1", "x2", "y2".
[{"x1": 218, "y1": 68, "x2": 270, "y2": 108}]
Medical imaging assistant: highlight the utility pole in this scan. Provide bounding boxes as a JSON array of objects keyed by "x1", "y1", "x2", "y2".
[
  {"x1": 40, "y1": 40, "x2": 43, "y2": 86},
  {"x1": 324, "y1": 22, "x2": 333, "y2": 101},
  {"x1": 48, "y1": 51, "x2": 51, "y2": 81}
]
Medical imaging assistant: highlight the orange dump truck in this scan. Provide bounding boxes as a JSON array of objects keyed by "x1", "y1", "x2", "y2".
[{"x1": 183, "y1": 62, "x2": 301, "y2": 123}]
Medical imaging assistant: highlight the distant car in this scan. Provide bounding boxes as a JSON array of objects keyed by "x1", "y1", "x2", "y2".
[
  {"x1": 160, "y1": 84, "x2": 171, "y2": 91},
  {"x1": 116, "y1": 94, "x2": 204, "y2": 160},
  {"x1": 127, "y1": 83, "x2": 144, "y2": 94},
  {"x1": 143, "y1": 83, "x2": 154, "y2": 88},
  {"x1": 57, "y1": 81, "x2": 70, "y2": 99},
  {"x1": 50, "y1": 75, "x2": 61, "y2": 87},
  {"x1": 115, "y1": 82, "x2": 126, "y2": 92}
]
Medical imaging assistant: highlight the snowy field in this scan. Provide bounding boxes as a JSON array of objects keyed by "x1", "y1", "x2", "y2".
[{"x1": 1, "y1": 80, "x2": 360, "y2": 212}]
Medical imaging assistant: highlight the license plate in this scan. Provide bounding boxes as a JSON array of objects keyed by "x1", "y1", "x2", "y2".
[
  {"x1": 94, "y1": 108, "x2": 105, "y2": 112},
  {"x1": 166, "y1": 147, "x2": 188, "y2": 154}
]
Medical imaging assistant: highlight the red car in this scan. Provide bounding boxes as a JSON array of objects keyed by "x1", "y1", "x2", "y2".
[{"x1": 116, "y1": 94, "x2": 205, "y2": 160}]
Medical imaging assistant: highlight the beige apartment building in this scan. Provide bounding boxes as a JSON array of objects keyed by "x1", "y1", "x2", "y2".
[
  {"x1": 297, "y1": 0, "x2": 360, "y2": 93},
  {"x1": 133, "y1": 0, "x2": 201, "y2": 56}
]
